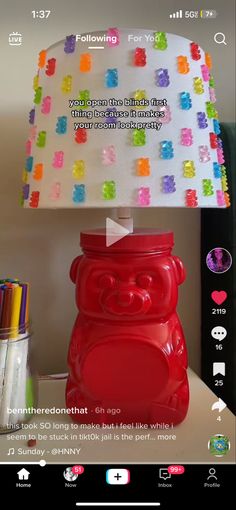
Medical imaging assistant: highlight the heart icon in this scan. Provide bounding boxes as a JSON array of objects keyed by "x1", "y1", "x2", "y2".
[{"x1": 211, "y1": 291, "x2": 227, "y2": 305}]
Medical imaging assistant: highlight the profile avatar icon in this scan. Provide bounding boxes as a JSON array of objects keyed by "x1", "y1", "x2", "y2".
[
  {"x1": 206, "y1": 247, "x2": 232, "y2": 274},
  {"x1": 207, "y1": 468, "x2": 217, "y2": 480},
  {"x1": 208, "y1": 434, "x2": 230, "y2": 457},
  {"x1": 63, "y1": 467, "x2": 78, "y2": 481}
]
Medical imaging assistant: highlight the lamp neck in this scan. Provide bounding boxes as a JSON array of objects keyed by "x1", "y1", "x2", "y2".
[{"x1": 116, "y1": 208, "x2": 133, "y2": 233}]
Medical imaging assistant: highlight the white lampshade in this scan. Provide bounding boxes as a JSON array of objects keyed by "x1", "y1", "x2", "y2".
[{"x1": 22, "y1": 28, "x2": 230, "y2": 209}]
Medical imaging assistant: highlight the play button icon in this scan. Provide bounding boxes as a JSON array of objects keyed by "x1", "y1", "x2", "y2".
[{"x1": 106, "y1": 218, "x2": 130, "y2": 247}]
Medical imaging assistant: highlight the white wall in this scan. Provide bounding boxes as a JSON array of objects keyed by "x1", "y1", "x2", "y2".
[{"x1": 0, "y1": 0, "x2": 235, "y2": 375}]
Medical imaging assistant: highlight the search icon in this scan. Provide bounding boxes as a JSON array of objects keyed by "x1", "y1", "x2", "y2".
[{"x1": 214, "y1": 32, "x2": 227, "y2": 45}]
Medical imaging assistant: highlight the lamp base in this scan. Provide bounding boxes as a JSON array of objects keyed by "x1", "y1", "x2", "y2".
[{"x1": 66, "y1": 229, "x2": 189, "y2": 427}]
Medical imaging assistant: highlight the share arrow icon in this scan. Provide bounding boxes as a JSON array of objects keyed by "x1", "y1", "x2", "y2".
[{"x1": 211, "y1": 398, "x2": 227, "y2": 413}]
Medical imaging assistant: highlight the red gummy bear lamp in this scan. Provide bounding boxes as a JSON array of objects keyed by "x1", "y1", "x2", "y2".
[{"x1": 22, "y1": 29, "x2": 229, "y2": 426}]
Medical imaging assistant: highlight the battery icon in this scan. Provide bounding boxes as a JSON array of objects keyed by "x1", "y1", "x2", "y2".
[{"x1": 200, "y1": 9, "x2": 217, "y2": 18}]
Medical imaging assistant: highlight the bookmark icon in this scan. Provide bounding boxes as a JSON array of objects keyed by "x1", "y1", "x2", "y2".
[{"x1": 213, "y1": 362, "x2": 225, "y2": 376}]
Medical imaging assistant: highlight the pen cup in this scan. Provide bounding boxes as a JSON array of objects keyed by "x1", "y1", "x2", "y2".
[{"x1": 0, "y1": 323, "x2": 37, "y2": 434}]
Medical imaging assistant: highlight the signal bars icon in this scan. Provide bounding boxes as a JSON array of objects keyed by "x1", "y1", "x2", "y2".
[{"x1": 169, "y1": 10, "x2": 183, "y2": 18}]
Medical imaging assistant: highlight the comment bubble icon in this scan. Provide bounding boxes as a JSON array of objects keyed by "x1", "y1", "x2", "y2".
[{"x1": 211, "y1": 326, "x2": 227, "y2": 341}]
